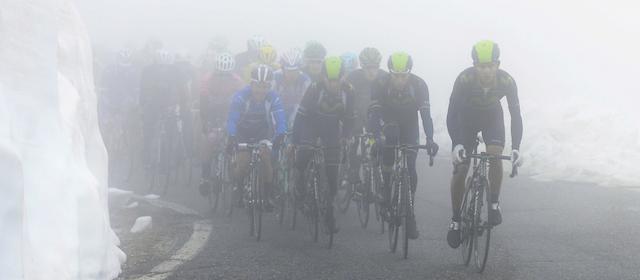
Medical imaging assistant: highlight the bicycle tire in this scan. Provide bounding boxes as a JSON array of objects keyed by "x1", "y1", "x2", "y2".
[
  {"x1": 357, "y1": 188, "x2": 370, "y2": 229},
  {"x1": 474, "y1": 177, "x2": 491, "y2": 273},
  {"x1": 460, "y1": 180, "x2": 474, "y2": 266},
  {"x1": 254, "y1": 165, "x2": 262, "y2": 242},
  {"x1": 401, "y1": 171, "x2": 411, "y2": 259}
]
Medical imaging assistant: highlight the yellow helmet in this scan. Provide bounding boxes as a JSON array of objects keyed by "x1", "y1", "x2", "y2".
[{"x1": 258, "y1": 44, "x2": 278, "y2": 64}]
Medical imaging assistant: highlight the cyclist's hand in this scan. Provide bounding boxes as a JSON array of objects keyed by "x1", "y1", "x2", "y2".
[
  {"x1": 426, "y1": 139, "x2": 439, "y2": 157},
  {"x1": 511, "y1": 149, "x2": 524, "y2": 167},
  {"x1": 452, "y1": 144, "x2": 466, "y2": 165},
  {"x1": 273, "y1": 134, "x2": 285, "y2": 151},
  {"x1": 226, "y1": 136, "x2": 237, "y2": 154}
]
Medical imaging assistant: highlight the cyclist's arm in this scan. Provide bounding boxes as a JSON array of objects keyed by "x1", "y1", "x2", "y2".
[
  {"x1": 226, "y1": 92, "x2": 243, "y2": 137},
  {"x1": 415, "y1": 76, "x2": 434, "y2": 142},
  {"x1": 199, "y1": 75, "x2": 211, "y2": 133},
  {"x1": 504, "y1": 74, "x2": 523, "y2": 150},
  {"x1": 446, "y1": 75, "x2": 465, "y2": 148},
  {"x1": 270, "y1": 92, "x2": 288, "y2": 137},
  {"x1": 341, "y1": 85, "x2": 356, "y2": 139},
  {"x1": 292, "y1": 85, "x2": 316, "y2": 144},
  {"x1": 367, "y1": 82, "x2": 384, "y2": 136}
]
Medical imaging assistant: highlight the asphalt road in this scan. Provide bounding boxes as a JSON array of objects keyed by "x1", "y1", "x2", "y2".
[{"x1": 121, "y1": 155, "x2": 640, "y2": 280}]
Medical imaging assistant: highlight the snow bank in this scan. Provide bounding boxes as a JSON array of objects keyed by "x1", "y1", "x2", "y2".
[
  {"x1": 0, "y1": 1, "x2": 124, "y2": 279},
  {"x1": 130, "y1": 216, "x2": 153, "y2": 233}
]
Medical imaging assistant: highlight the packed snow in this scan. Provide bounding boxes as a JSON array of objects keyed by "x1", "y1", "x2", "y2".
[
  {"x1": 130, "y1": 216, "x2": 153, "y2": 233},
  {"x1": 0, "y1": 1, "x2": 124, "y2": 279}
]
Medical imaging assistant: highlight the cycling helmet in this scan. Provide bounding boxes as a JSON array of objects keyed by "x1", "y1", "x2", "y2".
[
  {"x1": 215, "y1": 52, "x2": 236, "y2": 72},
  {"x1": 303, "y1": 41, "x2": 327, "y2": 60},
  {"x1": 117, "y1": 48, "x2": 133, "y2": 66},
  {"x1": 251, "y1": 64, "x2": 274, "y2": 83},
  {"x1": 280, "y1": 48, "x2": 303, "y2": 70},
  {"x1": 387, "y1": 52, "x2": 413, "y2": 73},
  {"x1": 359, "y1": 47, "x2": 382, "y2": 67},
  {"x1": 247, "y1": 35, "x2": 266, "y2": 52},
  {"x1": 322, "y1": 56, "x2": 344, "y2": 80},
  {"x1": 471, "y1": 40, "x2": 500, "y2": 64},
  {"x1": 258, "y1": 44, "x2": 278, "y2": 64},
  {"x1": 340, "y1": 52, "x2": 359, "y2": 73},
  {"x1": 155, "y1": 49, "x2": 173, "y2": 65}
]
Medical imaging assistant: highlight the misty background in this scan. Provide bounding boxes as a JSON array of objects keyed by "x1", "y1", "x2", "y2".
[{"x1": 76, "y1": 0, "x2": 640, "y2": 185}]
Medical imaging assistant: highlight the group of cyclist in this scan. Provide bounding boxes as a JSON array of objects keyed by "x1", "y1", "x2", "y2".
[{"x1": 96, "y1": 35, "x2": 524, "y2": 250}]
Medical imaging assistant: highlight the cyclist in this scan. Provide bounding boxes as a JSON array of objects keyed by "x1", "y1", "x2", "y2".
[
  {"x1": 273, "y1": 48, "x2": 312, "y2": 125},
  {"x1": 340, "y1": 52, "x2": 360, "y2": 76},
  {"x1": 198, "y1": 53, "x2": 244, "y2": 196},
  {"x1": 344, "y1": 47, "x2": 388, "y2": 184},
  {"x1": 139, "y1": 50, "x2": 187, "y2": 171},
  {"x1": 302, "y1": 41, "x2": 327, "y2": 82},
  {"x1": 367, "y1": 51, "x2": 438, "y2": 240},
  {"x1": 446, "y1": 40, "x2": 523, "y2": 248},
  {"x1": 227, "y1": 65, "x2": 287, "y2": 210},
  {"x1": 235, "y1": 35, "x2": 265, "y2": 76},
  {"x1": 243, "y1": 43, "x2": 281, "y2": 83},
  {"x1": 99, "y1": 48, "x2": 140, "y2": 135},
  {"x1": 292, "y1": 56, "x2": 355, "y2": 233}
]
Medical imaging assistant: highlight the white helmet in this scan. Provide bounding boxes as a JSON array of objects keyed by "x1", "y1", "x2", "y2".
[
  {"x1": 155, "y1": 49, "x2": 173, "y2": 65},
  {"x1": 215, "y1": 52, "x2": 235, "y2": 72},
  {"x1": 247, "y1": 35, "x2": 266, "y2": 52},
  {"x1": 280, "y1": 48, "x2": 303, "y2": 70}
]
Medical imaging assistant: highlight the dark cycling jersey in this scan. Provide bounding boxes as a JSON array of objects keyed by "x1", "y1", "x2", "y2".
[
  {"x1": 292, "y1": 82, "x2": 355, "y2": 145},
  {"x1": 345, "y1": 69, "x2": 389, "y2": 135},
  {"x1": 446, "y1": 67, "x2": 523, "y2": 150},
  {"x1": 367, "y1": 73, "x2": 434, "y2": 143}
]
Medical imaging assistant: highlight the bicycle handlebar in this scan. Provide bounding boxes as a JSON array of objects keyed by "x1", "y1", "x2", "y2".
[{"x1": 466, "y1": 152, "x2": 519, "y2": 177}]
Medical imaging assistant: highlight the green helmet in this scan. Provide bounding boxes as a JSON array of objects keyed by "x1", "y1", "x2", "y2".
[
  {"x1": 387, "y1": 52, "x2": 413, "y2": 73},
  {"x1": 359, "y1": 47, "x2": 382, "y2": 67},
  {"x1": 322, "y1": 56, "x2": 343, "y2": 80},
  {"x1": 471, "y1": 40, "x2": 500, "y2": 64},
  {"x1": 303, "y1": 41, "x2": 327, "y2": 60}
]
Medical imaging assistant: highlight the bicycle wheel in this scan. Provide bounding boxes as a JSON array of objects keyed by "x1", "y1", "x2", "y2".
[
  {"x1": 253, "y1": 166, "x2": 263, "y2": 242},
  {"x1": 247, "y1": 172, "x2": 255, "y2": 237},
  {"x1": 317, "y1": 163, "x2": 333, "y2": 249},
  {"x1": 460, "y1": 180, "x2": 475, "y2": 266},
  {"x1": 356, "y1": 183, "x2": 370, "y2": 228},
  {"x1": 401, "y1": 173, "x2": 412, "y2": 259},
  {"x1": 277, "y1": 150, "x2": 288, "y2": 226},
  {"x1": 473, "y1": 178, "x2": 491, "y2": 273},
  {"x1": 305, "y1": 164, "x2": 319, "y2": 242},
  {"x1": 388, "y1": 177, "x2": 400, "y2": 253}
]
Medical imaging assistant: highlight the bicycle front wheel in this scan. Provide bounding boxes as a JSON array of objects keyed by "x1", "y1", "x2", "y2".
[
  {"x1": 253, "y1": 166, "x2": 263, "y2": 242},
  {"x1": 460, "y1": 180, "x2": 475, "y2": 266},
  {"x1": 473, "y1": 178, "x2": 491, "y2": 273},
  {"x1": 388, "y1": 178, "x2": 400, "y2": 253}
]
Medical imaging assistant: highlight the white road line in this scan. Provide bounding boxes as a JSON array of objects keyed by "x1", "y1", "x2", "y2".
[
  {"x1": 133, "y1": 220, "x2": 213, "y2": 280},
  {"x1": 131, "y1": 194, "x2": 202, "y2": 217}
]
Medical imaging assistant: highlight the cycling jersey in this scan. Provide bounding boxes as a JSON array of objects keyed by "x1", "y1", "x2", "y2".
[
  {"x1": 292, "y1": 82, "x2": 355, "y2": 145},
  {"x1": 273, "y1": 69, "x2": 311, "y2": 123},
  {"x1": 345, "y1": 68, "x2": 389, "y2": 135},
  {"x1": 368, "y1": 73, "x2": 434, "y2": 143},
  {"x1": 199, "y1": 72, "x2": 244, "y2": 133},
  {"x1": 100, "y1": 63, "x2": 140, "y2": 120},
  {"x1": 446, "y1": 67, "x2": 523, "y2": 150},
  {"x1": 227, "y1": 86, "x2": 287, "y2": 143},
  {"x1": 293, "y1": 81, "x2": 355, "y2": 199}
]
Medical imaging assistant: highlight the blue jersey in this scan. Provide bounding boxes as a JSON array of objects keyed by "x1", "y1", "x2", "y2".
[{"x1": 227, "y1": 86, "x2": 287, "y2": 142}]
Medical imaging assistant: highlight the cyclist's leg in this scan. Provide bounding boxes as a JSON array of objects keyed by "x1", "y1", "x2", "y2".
[
  {"x1": 381, "y1": 124, "x2": 399, "y2": 208},
  {"x1": 482, "y1": 108, "x2": 506, "y2": 225},
  {"x1": 482, "y1": 107, "x2": 506, "y2": 205}
]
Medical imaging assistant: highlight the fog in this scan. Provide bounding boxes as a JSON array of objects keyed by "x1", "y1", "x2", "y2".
[{"x1": 76, "y1": 0, "x2": 640, "y2": 185}]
